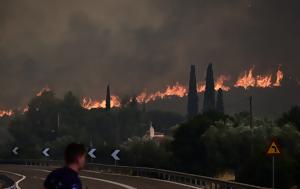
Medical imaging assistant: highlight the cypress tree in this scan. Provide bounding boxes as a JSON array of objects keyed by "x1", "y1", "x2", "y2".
[
  {"x1": 106, "y1": 85, "x2": 110, "y2": 111},
  {"x1": 216, "y1": 88, "x2": 225, "y2": 114},
  {"x1": 203, "y1": 63, "x2": 215, "y2": 112},
  {"x1": 187, "y1": 65, "x2": 198, "y2": 118}
]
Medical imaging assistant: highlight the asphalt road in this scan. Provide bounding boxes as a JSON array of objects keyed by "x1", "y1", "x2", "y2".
[{"x1": 0, "y1": 164, "x2": 200, "y2": 189}]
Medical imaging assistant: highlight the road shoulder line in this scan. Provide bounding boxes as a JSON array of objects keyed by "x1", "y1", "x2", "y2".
[
  {"x1": 83, "y1": 170, "x2": 202, "y2": 189},
  {"x1": 0, "y1": 170, "x2": 26, "y2": 189}
]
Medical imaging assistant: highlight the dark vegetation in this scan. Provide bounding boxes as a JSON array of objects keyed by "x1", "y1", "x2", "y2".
[{"x1": 0, "y1": 91, "x2": 299, "y2": 189}]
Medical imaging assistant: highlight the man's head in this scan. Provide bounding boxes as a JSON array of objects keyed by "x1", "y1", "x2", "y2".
[{"x1": 65, "y1": 143, "x2": 86, "y2": 171}]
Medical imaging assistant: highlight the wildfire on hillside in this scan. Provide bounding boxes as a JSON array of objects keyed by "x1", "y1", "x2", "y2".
[
  {"x1": 0, "y1": 65, "x2": 287, "y2": 115},
  {"x1": 81, "y1": 95, "x2": 121, "y2": 110},
  {"x1": 234, "y1": 66, "x2": 283, "y2": 89},
  {"x1": 136, "y1": 82, "x2": 188, "y2": 103},
  {"x1": 197, "y1": 75, "x2": 230, "y2": 93}
]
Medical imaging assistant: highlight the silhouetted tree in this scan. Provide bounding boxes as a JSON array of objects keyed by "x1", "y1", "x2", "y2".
[
  {"x1": 106, "y1": 85, "x2": 110, "y2": 111},
  {"x1": 216, "y1": 88, "x2": 224, "y2": 114},
  {"x1": 187, "y1": 65, "x2": 198, "y2": 118},
  {"x1": 278, "y1": 106, "x2": 300, "y2": 130},
  {"x1": 203, "y1": 63, "x2": 215, "y2": 112}
]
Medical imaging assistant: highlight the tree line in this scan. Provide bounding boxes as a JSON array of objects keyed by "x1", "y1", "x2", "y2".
[{"x1": 0, "y1": 90, "x2": 299, "y2": 189}]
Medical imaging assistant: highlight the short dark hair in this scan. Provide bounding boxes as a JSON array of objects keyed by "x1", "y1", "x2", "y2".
[{"x1": 64, "y1": 143, "x2": 86, "y2": 164}]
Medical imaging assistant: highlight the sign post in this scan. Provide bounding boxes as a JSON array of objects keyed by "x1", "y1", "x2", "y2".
[
  {"x1": 266, "y1": 139, "x2": 281, "y2": 189},
  {"x1": 272, "y1": 156, "x2": 275, "y2": 189}
]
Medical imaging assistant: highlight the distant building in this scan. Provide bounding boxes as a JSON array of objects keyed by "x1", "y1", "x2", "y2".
[{"x1": 145, "y1": 122, "x2": 165, "y2": 142}]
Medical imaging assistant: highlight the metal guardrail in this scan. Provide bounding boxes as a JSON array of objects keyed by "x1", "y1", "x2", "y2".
[{"x1": 0, "y1": 159, "x2": 270, "y2": 189}]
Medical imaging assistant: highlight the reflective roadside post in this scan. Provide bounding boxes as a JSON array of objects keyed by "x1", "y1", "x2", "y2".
[{"x1": 111, "y1": 149, "x2": 120, "y2": 167}]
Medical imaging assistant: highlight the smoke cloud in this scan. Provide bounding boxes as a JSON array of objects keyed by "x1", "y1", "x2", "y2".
[{"x1": 0, "y1": 0, "x2": 299, "y2": 113}]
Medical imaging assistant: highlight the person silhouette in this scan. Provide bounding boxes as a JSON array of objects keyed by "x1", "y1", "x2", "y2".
[{"x1": 44, "y1": 143, "x2": 86, "y2": 189}]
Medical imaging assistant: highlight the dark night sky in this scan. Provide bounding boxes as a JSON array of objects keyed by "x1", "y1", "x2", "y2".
[{"x1": 0, "y1": 0, "x2": 299, "y2": 113}]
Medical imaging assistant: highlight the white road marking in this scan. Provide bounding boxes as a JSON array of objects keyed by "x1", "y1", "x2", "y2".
[
  {"x1": 84, "y1": 170, "x2": 202, "y2": 189},
  {"x1": 81, "y1": 175, "x2": 136, "y2": 189},
  {"x1": 29, "y1": 168, "x2": 137, "y2": 189},
  {"x1": 0, "y1": 170, "x2": 26, "y2": 189}
]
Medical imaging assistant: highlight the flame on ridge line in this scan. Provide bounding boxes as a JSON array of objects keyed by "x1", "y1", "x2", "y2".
[{"x1": 0, "y1": 65, "x2": 285, "y2": 115}]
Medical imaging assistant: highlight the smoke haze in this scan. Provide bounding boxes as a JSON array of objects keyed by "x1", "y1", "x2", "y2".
[{"x1": 0, "y1": 0, "x2": 299, "y2": 114}]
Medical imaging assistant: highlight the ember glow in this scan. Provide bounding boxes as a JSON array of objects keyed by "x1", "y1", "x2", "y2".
[
  {"x1": 82, "y1": 97, "x2": 102, "y2": 110},
  {"x1": 23, "y1": 106, "x2": 29, "y2": 113},
  {"x1": 36, "y1": 86, "x2": 51, "y2": 96},
  {"x1": 273, "y1": 66, "x2": 284, "y2": 87},
  {"x1": 0, "y1": 110, "x2": 13, "y2": 117},
  {"x1": 197, "y1": 83, "x2": 206, "y2": 93}
]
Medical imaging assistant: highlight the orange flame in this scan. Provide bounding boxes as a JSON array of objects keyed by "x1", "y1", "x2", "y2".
[
  {"x1": 256, "y1": 75, "x2": 272, "y2": 88},
  {"x1": 0, "y1": 109, "x2": 13, "y2": 117},
  {"x1": 81, "y1": 95, "x2": 121, "y2": 110},
  {"x1": 235, "y1": 66, "x2": 284, "y2": 89},
  {"x1": 197, "y1": 83, "x2": 205, "y2": 93},
  {"x1": 215, "y1": 75, "x2": 231, "y2": 91},
  {"x1": 137, "y1": 75, "x2": 230, "y2": 103},
  {"x1": 0, "y1": 66, "x2": 286, "y2": 115},
  {"x1": 110, "y1": 95, "x2": 121, "y2": 107},
  {"x1": 136, "y1": 92, "x2": 147, "y2": 103},
  {"x1": 136, "y1": 82, "x2": 187, "y2": 103},
  {"x1": 36, "y1": 86, "x2": 51, "y2": 96},
  {"x1": 82, "y1": 97, "x2": 101, "y2": 110},
  {"x1": 273, "y1": 65, "x2": 283, "y2": 87},
  {"x1": 234, "y1": 67, "x2": 256, "y2": 89},
  {"x1": 23, "y1": 106, "x2": 29, "y2": 113}
]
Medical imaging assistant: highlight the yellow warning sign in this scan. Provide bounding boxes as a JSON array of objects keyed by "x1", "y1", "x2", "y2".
[{"x1": 266, "y1": 140, "x2": 281, "y2": 156}]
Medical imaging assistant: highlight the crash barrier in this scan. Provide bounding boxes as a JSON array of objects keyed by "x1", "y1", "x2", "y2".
[
  {"x1": 0, "y1": 174, "x2": 16, "y2": 189},
  {"x1": 0, "y1": 159, "x2": 270, "y2": 189}
]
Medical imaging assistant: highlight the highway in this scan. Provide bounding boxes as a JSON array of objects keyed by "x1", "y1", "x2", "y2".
[{"x1": 0, "y1": 164, "x2": 200, "y2": 189}]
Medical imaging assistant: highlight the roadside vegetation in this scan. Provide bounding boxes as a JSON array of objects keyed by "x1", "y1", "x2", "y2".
[{"x1": 0, "y1": 91, "x2": 299, "y2": 189}]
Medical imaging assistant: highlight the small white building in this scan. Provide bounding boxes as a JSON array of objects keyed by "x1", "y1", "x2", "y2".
[{"x1": 147, "y1": 122, "x2": 165, "y2": 141}]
